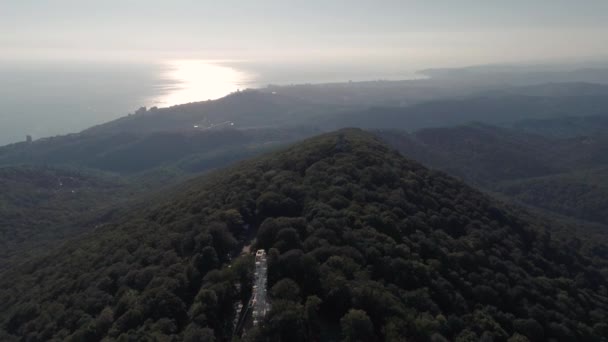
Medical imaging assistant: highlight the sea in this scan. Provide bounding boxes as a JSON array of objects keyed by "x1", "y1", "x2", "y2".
[{"x1": 0, "y1": 59, "x2": 420, "y2": 146}]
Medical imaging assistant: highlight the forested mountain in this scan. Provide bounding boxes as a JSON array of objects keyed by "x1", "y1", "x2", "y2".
[
  {"x1": 483, "y1": 82, "x2": 608, "y2": 98},
  {"x1": 0, "y1": 166, "x2": 128, "y2": 271},
  {"x1": 2, "y1": 81, "x2": 608, "y2": 341},
  {"x1": 259, "y1": 81, "x2": 608, "y2": 108},
  {"x1": 0, "y1": 128, "x2": 318, "y2": 176},
  {"x1": 378, "y1": 124, "x2": 608, "y2": 227},
  {"x1": 259, "y1": 80, "x2": 465, "y2": 107},
  {"x1": 497, "y1": 168, "x2": 608, "y2": 228},
  {"x1": 380, "y1": 124, "x2": 558, "y2": 184},
  {"x1": 0, "y1": 128, "x2": 320, "y2": 271},
  {"x1": 2, "y1": 129, "x2": 607, "y2": 341},
  {"x1": 83, "y1": 91, "x2": 341, "y2": 135},
  {"x1": 66, "y1": 82, "x2": 608, "y2": 137},
  {"x1": 419, "y1": 66, "x2": 608, "y2": 85},
  {"x1": 4, "y1": 113, "x2": 608, "y2": 279},
  {"x1": 511, "y1": 115, "x2": 608, "y2": 138},
  {"x1": 322, "y1": 95, "x2": 608, "y2": 131}
]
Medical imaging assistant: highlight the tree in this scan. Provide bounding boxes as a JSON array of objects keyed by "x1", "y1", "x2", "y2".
[
  {"x1": 257, "y1": 192, "x2": 284, "y2": 218},
  {"x1": 222, "y1": 209, "x2": 244, "y2": 231},
  {"x1": 340, "y1": 309, "x2": 375, "y2": 342},
  {"x1": 194, "y1": 246, "x2": 219, "y2": 274},
  {"x1": 271, "y1": 278, "x2": 301, "y2": 302},
  {"x1": 304, "y1": 296, "x2": 322, "y2": 339},
  {"x1": 113, "y1": 309, "x2": 143, "y2": 333},
  {"x1": 263, "y1": 301, "x2": 306, "y2": 342},
  {"x1": 513, "y1": 318, "x2": 544, "y2": 341},
  {"x1": 183, "y1": 324, "x2": 216, "y2": 342},
  {"x1": 507, "y1": 333, "x2": 530, "y2": 342},
  {"x1": 275, "y1": 228, "x2": 302, "y2": 252},
  {"x1": 94, "y1": 307, "x2": 114, "y2": 335}
]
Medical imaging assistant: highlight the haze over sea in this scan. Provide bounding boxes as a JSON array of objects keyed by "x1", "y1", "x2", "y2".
[{"x1": 0, "y1": 59, "x2": 421, "y2": 146}]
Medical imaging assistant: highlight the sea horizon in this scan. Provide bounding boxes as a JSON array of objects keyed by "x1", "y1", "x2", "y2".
[{"x1": 0, "y1": 58, "x2": 423, "y2": 146}]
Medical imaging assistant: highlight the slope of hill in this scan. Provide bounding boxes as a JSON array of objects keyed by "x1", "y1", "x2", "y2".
[
  {"x1": 497, "y1": 168, "x2": 608, "y2": 226},
  {"x1": 51, "y1": 82, "x2": 608, "y2": 139},
  {"x1": 420, "y1": 66, "x2": 608, "y2": 85},
  {"x1": 82, "y1": 90, "x2": 342, "y2": 135},
  {"x1": 379, "y1": 124, "x2": 608, "y2": 227},
  {"x1": 479, "y1": 82, "x2": 608, "y2": 98},
  {"x1": 511, "y1": 115, "x2": 608, "y2": 138},
  {"x1": 322, "y1": 95, "x2": 608, "y2": 131},
  {"x1": 260, "y1": 81, "x2": 608, "y2": 108},
  {"x1": 0, "y1": 128, "x2": 320, "y2": 273},
  {"x1": 1, "y1": 129, "x2": 606, "y2": 341},
  {"x1": 259, "y1": 80, "x2": 461, "y2": 107},
  {"x1": 0, "y1": 127, "x2": 319, "y2": 175},
  {"x1": 379, "y1": 124, "x2": 560, "y2": 184},
  {"x1": 0, "y1": 166, "x2": 129, "y2": 271}
]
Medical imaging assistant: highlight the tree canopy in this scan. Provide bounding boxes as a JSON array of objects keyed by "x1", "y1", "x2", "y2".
[{"x1": 1, "y1": 129, "x2": 607, "y2": 341}]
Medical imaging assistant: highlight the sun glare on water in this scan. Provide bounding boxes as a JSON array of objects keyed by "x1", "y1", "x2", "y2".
[{"x1": 152, "y1": 60, "x2": 256, "y2": 107}]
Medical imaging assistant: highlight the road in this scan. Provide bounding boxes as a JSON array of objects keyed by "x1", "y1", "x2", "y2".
[{"x1": 252, "y1": 249, "x2": 269, "y2": 326}]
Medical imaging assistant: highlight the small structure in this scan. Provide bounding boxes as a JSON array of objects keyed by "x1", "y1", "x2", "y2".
[{"x1": 26, "y1": 135, "x2": 32, "y2": 144}]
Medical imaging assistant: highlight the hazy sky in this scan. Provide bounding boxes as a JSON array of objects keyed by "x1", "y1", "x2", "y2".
[{"x1": 2, "y1": 0, "x2": 608, "y2": 68}]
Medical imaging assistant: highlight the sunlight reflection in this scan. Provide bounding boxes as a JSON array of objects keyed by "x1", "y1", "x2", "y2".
[{"x1": 152, "y1": 60, "x2": 256, "y2": 107}]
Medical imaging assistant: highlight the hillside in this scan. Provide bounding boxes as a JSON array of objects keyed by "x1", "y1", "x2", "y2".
[
  {"x1": 58, "y1": 83, "x2": 608, "y2": 138},
  {"x1": 511, "y1": 115, "x2": 608, "y2": 138},
  {"x1": 0, "y1": 128, "x2": 319, "y2": 272},
  {"x1": 0, "y1": 128, "x2": 318, "y2": 176},
  {"x1": 0, "y1": 166, "x2": 129, "y2": 271},
  {"x1": 322, "y1": 95, "x2": 608, "y2": 131},
  {"x1": 1, "y1": 129, "x2": 607, "y2": 341},
  {"x1": 378, "y1": 124, "x2": 608, "y2": 227},
  {"x1": 258, "y1": 81, "x2": 608, "y2": 107},
  {"x1": 420, "y1": 66, "x2": 608, "y2": 85},
  {"x1": 82, "y1": 91, "x2": 342, "y2": 135},
  {"x1": 259, "y1": 80, "x2": 463, "y2": 107},
  {"x1": 497, "y1": 168, "x2": 608, "y2": 226},
  {"x1": 476, "y1": 82, "x2": 608, "y2": 99},
  {"x1": 381, "y1": 124, "x2": 559, "y2": 184},
  {"x1": 379, "y1": 125, "x2": 560, "y2": 185}
]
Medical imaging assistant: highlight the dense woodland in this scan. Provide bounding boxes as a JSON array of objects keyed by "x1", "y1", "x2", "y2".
[
  {"x1": 319, "y1": 94, "x2": 608, "y2": 132},
  {"x1": 0, "y1": 166, "x2": 130, "y2": 270},
  {"x1": 0, "y1": 128, "x2": 318, "y2": 175},
  {"x1": 1, "y1": 130, "x2": 607, "y2": 341},
  {"x1": 497, "y1": 170, "x2": 608, "y2": 227},
  {"x1": 378, "y1": 124, "x2": 608, "y2": 229},
  {"x1": 0, "y1": 127, "x2": 325, "y2": 272},
  {"x1": 2, "y1": 81, "x2": 608, "y2": 341}
]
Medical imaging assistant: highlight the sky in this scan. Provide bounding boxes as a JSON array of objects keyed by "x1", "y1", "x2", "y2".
[{"x1": 2, "y1": 1, "x2": 608, "y2": 68}]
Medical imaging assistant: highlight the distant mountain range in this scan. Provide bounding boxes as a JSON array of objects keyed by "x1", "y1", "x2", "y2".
[{"x1": 56, "y1": 81, "x2": 608, "y2": 138}]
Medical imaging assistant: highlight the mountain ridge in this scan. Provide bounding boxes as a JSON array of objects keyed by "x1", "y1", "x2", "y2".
[{"x1": 2, "y1": 129, "x2": 606, "y2": 341}]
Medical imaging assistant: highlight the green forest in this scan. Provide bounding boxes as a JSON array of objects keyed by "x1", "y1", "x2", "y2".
[
  {"x1": 0, "y1": 166, "x2": 131, "y2": 270},
  {"x1": 5, "y1": 4, "x2": 608, "y2": 341},
  {"x1": 378, "y1": 124, "x2": 608, "y2": 230},
  {"x1": 2, "y1": 130, "x2": 607, "y2": 341}
]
